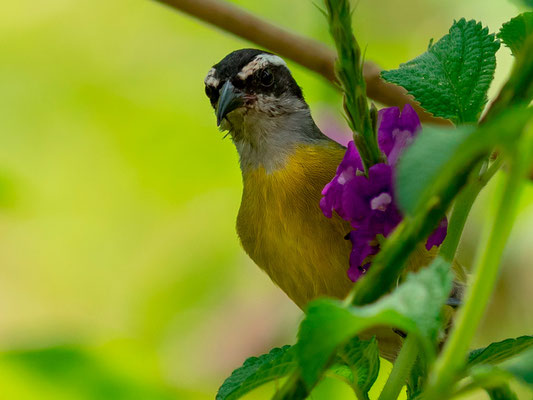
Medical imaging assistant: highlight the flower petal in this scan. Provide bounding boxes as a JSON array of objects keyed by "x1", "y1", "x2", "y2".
[
  {"x1": 378, "y1": 107, "x2": 401, "y2": 157},
  {"x1": 319, "y1": 141, "x2": 364, "y2": 220},
  {"x1": 319, "y1": 105, "x2": 427, "y2": 281},
  {"x1": 425, "y1": 218, "x2": 448, "y2": 250},
  {"x1": 347, "y1": 228, "x2": 380, "y2": 282},
  {"x1": 398, "y1": 103, "x2": 422, "y2": 133},
  {"x1": 378, "y1": 104, "x2": 422, "y2": 165}
]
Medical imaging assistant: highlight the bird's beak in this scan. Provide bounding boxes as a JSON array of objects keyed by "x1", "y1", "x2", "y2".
[{"x1": 216, "y1": 80, "x2": 245, "y2": 126}]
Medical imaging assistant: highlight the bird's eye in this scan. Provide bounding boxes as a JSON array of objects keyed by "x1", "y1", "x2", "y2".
[{"x1": 259, "y1": 69, "x2": 274, "y2": 87}]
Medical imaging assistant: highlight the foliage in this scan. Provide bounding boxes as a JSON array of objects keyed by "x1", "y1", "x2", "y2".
[
  {"x1": 498, "y1": 12, "x2": 533, "y2": 56},
  {"x1": 466, "y1": 348, "x2": 533, "y2": 394},
  {"x1": 395, "y1": 125, "x2": 475, "y2": 215},
  {"x1": 216, "y1": 338, "x2": 382, "y2": 400},
  {"x1": 296, "y1": 257, "x2": 451, "y2": 388},
  {"x1": 467, "y1": 336, "x2": 533, "y2": 370},
  {"x1": 334, "y1": 336, "x2": 380, "y2": 398},
  {"x1": 216, "y1": 346, "x2": 297, "y2": 400},
  {"x1": 381, "y1": 19, "x2": 500, "y2": 124},
  {"x1": 218, "y1": 4, "x2": 533, "y2": 400}
]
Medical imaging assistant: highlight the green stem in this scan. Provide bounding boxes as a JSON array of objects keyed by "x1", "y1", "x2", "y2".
[
  {"x1": 439, "y1": 181, "x2": 478, "y2": 262},
  {"x1": 324, "y1": 0, "x2": 383, "y2": 171},
  {"x1": 378, "y1": 335, "x2": 419, "y2": 400},
  {"x1": 424, "y1": 127, "x2": 533, "y2": 399},
  {"x1": 439, "y1": 157, "x2": 503, "y2": 262}
]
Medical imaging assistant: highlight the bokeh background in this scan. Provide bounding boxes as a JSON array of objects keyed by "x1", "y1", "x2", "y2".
[{"x1": 0, "y1": 0, "x2": 532, "y2": 399}]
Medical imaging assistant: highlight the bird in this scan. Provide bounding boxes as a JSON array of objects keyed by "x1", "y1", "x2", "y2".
[{"x1": 203, "y1": 49, "x2": 461, "y2": 358}]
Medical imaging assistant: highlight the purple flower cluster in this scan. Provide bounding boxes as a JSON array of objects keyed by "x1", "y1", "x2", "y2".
[{"x1": 320, "y1": 104, "x2": 447, "y2": 281}]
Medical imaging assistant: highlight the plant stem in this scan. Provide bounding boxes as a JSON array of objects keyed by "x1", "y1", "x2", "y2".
[
  {"x1": 378, "y1": 335, "x2": 418, "y2": 400},
  {"x1": 324, "y1": 0, "x2": 383, "y2": 170},
  {"x1": 438, "y1": 185, "x2": 477, "y2": 262},
  {"x1": 424, "y1": 125, "x2": 533, "y2": 399},
  {"x1": 439, "y1": 157, "x2": 503, "y2": 262}
]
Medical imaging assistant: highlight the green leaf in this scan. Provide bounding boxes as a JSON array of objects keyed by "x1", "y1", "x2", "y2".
[
  {"x1": 484, "y1": 34, "x2": 533, "y2": 120},
  {"x1": 396, "y1": 107, "x2": 533, "y2": 216},
  {"x1": 217, "y1": 339, "x2": 379, "y2": 400},
  {"x1": 468, "y1": 348, "x2": 533, "y2": 391},
  {"x1": 296, "y1": 257, "x2": 452, "y2": 387},
  {"x1": 396, "y1": 125, "x2": 474, "y2": 215},
  {"x1": 332, "y1": 336, "x2": 380, "y2": 399},
  {"x1": 467, "y1": 336, "x2": 533, "y2": 369},
  {"x1": 498, "y1": 12, "x2": 533, "y2": 56},
  {"x1": 407, "y1": 356, "x2": 427, "y2": 399},
  {"x1": 216, "y1": 345, "x2": 297, "y2": 400},
  {"x1": 381, "y1": 18, "x2": 500, "y2": 123},
  {"x1": 500, "y1": 348, "x2": 533, "y2": 387}
]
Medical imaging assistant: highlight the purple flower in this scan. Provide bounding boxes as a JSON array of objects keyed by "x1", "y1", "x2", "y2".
[
  {"x1": 340, "y1": 163, "x2": 402, "y2": 233},
  {"x1": 319, "y1": 141, "x2": 362, "y2": 220},
  {"x1": 320, "y1": 104, "x2": 447, "y2": 281},
  {"x1": 378, "y1": 103, "x2": 421, "y2": 166},
  {"x1": 426, "y1": 218, "x2": 448, "y2": 250}
]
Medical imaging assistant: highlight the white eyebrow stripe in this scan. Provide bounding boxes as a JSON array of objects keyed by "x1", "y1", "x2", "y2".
[
  {"x1": 237, "y1": 54, "x2": 288, "y2": 80},
  {"x1": 204, "y1": 67, "x2": 220, "y2": 87}
]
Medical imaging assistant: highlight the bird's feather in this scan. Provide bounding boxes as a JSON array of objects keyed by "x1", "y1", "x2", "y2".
[{"x1": 237, "y1": 141, "x2": 354, "y2": 308}]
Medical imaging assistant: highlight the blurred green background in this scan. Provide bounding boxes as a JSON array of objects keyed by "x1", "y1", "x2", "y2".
[{"x1": 0, "y1": 0, "x2": 532, "y2": 399}]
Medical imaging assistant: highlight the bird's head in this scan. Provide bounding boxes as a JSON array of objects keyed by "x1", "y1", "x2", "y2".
[
  {"x1": 204, "y1": 49, "x2": 326, "y2": 171},
  {"x1": 204, "y1": 49, "x2": 306, "y2": 128}
]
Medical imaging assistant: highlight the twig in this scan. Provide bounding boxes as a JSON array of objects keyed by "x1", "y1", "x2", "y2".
[{"x1": 152, "y1": 0, "x2": 451, "y2": 125}]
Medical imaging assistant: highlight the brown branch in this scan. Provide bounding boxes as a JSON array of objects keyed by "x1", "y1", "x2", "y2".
[{"x1": 153, "y1": 0, "x2": 451, "y2": 125}]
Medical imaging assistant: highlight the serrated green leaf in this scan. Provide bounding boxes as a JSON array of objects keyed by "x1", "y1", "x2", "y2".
[
  {"x1": 218, "y1": 339, "x2": 379, "y2": 400},
  {"x1": 467, "y1": 336, "x2": 533, "y2": 369},
  {"x1": 382, "y1": 18, "x2": 500, "y2": 123},
  {"x1": 296, "y1": 257, "x2": 452, "y2": 387},
  {"x1": 332, "y1": 336, "x2": 380, "y2": 399},
  {"x1": 396, "y1": 107, "x2": 533, "y2": 216},
  {"x1": 469, "y1": 348, "x2": 533, "y2": 391},
  {"x1": 216, "y1": 345, "x2": 296, "y2": 400},
  {"x1": 498, "y1": 12, "x2": 533, "y2": 56},
  {"x1": 340, "y1": 336, "x2": 380, "y2": 393}
]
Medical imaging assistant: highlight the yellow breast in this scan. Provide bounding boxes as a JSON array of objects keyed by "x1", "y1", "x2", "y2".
[{"x1": 236, "y1": 142, "x2": 354, "y2": 308}]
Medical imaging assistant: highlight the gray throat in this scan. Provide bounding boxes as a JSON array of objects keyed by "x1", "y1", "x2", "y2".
[{"x1": 225, "y1": 108, "x2": 331, "y2": 173}]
